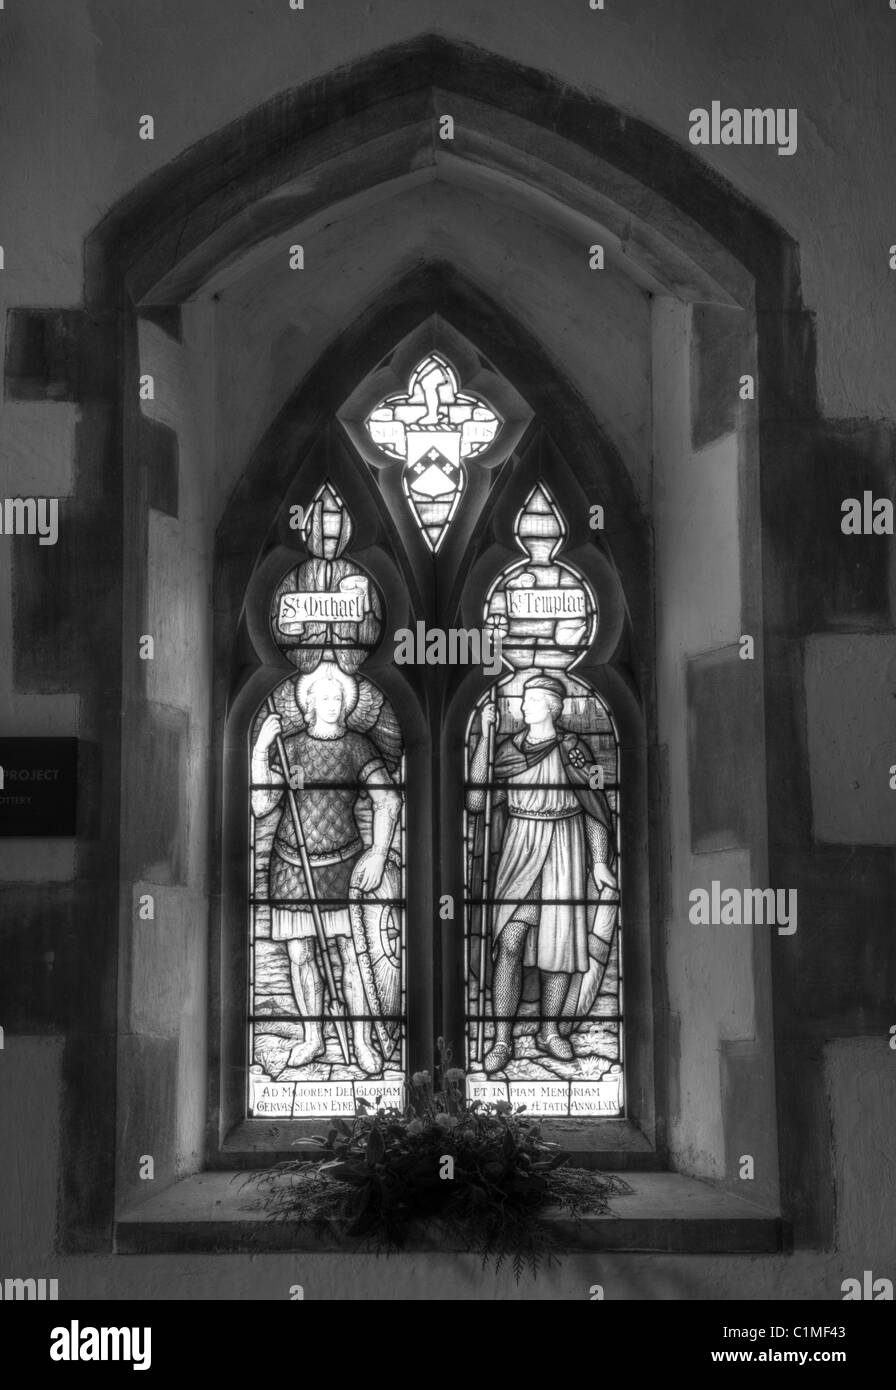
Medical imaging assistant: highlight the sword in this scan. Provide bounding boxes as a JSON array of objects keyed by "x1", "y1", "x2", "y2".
[{"x1": 267, "y1": 695, "x2": 352, "y2": 1067}]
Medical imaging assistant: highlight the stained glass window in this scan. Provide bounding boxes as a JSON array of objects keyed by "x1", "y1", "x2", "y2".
[
  {"x1": 463, "y1": 485, "x2": 624, "y2": 1117},
  {"x1": 364, "y1": 353, "x2": 501, "y2": 552},
  {"x1": 248, "y1": 483, "x2": 407, "y2": 1118}
]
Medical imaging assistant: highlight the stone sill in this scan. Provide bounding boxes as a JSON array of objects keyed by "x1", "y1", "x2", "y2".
[
  {"x1": 115, "y1": 1171, "x2": 784, "y2": 1255},
  {"x1": 214, "y1": 1117, "x2": 660, "y2": 1170}
]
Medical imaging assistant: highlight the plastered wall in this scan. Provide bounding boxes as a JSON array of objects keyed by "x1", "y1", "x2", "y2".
[{"x1": 1, "y1": 0, "x2": 894, "y2": 1296}]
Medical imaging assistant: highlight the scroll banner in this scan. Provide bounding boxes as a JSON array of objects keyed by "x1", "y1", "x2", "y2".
[
  {"x1": 278, "y1": 576, "x2": 370, "y2": 633},
  {"x1": 507, "y1": 587, "x2": 586, "y2": 618}
]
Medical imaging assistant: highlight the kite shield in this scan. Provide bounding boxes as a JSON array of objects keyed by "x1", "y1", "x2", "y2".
[
  {"x1": 559, "y1": 894, "x2": 619, "y2": 1036},
  {"x1": 349, "y1": 852, "x2": 402, "y2": 1059}
]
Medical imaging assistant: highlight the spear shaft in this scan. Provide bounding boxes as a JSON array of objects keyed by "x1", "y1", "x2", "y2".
[{"x1": 474, "y1": 687, "x2": 499, "y2": 1065}]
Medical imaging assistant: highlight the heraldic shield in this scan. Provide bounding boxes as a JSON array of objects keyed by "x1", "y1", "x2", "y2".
[
  {"x1": 363, "y1": 352, "x2": 502, "y2": 553},
  {"x1": 349, "y1": 850, "x2": 402, "y2": 1060}
]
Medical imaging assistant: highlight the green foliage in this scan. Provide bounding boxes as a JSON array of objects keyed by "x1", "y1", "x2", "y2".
[{"x1": 244, "y1": 1039, "x2": 631, "y2": 1280}]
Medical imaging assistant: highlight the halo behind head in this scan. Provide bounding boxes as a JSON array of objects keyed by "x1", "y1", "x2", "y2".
[{"x1": 296, "y1": 662, "x2": 359, "y2": 722}]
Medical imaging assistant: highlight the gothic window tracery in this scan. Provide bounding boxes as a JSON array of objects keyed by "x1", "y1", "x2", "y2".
[
  {"x1": 463, "y1": 486, "x2": 623, "y2": 1117},
  {"x1": 248, "y1": 483, "x2": 407, "y2": 1118},
  {"x1": 244, "y1": 401, "x2": 624, "y2": 1124},
  {"x1": 363, "y1": 353, "x2": 502, "y2": 552}
]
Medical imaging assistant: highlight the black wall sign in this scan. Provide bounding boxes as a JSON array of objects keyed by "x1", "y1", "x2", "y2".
[{"x1": 0, "y1": 738, "x2": 78, "y2": 836}]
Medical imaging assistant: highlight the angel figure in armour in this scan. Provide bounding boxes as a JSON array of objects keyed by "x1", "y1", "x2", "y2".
[{"x1": 252, "y1": 661, "x2": 402, "y2": 1074}]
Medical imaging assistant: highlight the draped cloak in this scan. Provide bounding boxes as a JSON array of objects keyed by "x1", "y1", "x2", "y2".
[{"x1": 489, "y1": 730, "x2": 613, "y2": 975}]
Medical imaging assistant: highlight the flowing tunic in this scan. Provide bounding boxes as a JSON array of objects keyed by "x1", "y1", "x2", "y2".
[{"x1": 492, "y1": 741, "x2": 590, "y2": 974}]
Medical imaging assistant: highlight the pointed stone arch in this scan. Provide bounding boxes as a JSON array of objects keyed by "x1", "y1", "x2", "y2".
[{"x1": 5, "y1": 33, "x2": 824, "y2": 1245}]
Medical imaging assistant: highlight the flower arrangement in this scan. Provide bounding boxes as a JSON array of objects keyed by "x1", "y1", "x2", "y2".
[{"x1": 245, "y1": 1040, "x2": 631, "y2": 1279}]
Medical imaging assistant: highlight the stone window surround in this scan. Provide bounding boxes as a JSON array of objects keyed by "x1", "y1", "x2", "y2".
[
  {"x1": 211, "y1": 314, "x2": 657, "y2": 1169},
  {"x1": 4, "y1": 37, "x2": 819, "y2": 1252}
]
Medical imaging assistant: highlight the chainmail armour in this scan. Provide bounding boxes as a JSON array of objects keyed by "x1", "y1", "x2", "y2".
[{"x1": 269, "y1": 730, "x2": 388, "y2": 932}]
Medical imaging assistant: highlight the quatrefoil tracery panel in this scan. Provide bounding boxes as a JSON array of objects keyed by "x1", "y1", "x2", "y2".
[{"x1": 363, "y1": 353, "x2": 502, "y2": 553}]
